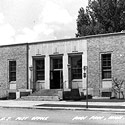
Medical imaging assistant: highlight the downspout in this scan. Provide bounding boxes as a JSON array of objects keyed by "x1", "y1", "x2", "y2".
[{"x1": 26, "y1": 43, "x2": 29, "y2": 89}]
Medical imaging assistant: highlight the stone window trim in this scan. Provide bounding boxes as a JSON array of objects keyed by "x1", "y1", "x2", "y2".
[
  {"x1": 68, "y1": 52, "x2": 83, "y2": 56},
  {"x1": 101, "y1": 53, "x2": 112, "y2": 80},
  {"x1": 32, "y1": 55, "x2": 45, "y2": 59},
  {"x1": 49, "y1": 54, "x2": 63, "y2": 57},
  {"x1": 9, "y1": 60, "x2": 16, "y2": 82}
]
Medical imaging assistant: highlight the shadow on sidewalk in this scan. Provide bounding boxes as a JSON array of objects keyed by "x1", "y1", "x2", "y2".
[
  {"x1": 66, "y1": 99, "x2": 125, "y2": 102},
  {"x1": 36, "y1": 104, "x2": 125, "y2": 109},
  {"x1": 36, "y1": 99, "x2": 125, "y2": 109}
]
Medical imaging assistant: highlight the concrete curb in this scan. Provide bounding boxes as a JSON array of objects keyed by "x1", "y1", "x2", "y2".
[
  {"x1": 33, "y1": 106, "x2": 125, "y2": 112},
  {"x1": 1, "y1": 105, "x2": 125, "y2": 112}
]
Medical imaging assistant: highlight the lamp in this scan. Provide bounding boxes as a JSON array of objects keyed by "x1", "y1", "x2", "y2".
[{"x1": 29, "y1": 66, "x2": 33, "y2": 71}]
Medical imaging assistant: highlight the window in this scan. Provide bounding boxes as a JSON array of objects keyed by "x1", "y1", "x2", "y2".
[
  {"x1": 9, "y1": 61, "x2": 16, "y2": 82},
  {"x1": 71, "y1": 55, "x2": 82, "y2": 79},
  {"x1": 53, "y1": 58, "x2": 62, "y2": 69},
  {"x1": 35, "y1": 59, "x2": 45, "y2": 81},
  {"x1": 101, "y1": 54, "x2": 111, "y2": 79}
]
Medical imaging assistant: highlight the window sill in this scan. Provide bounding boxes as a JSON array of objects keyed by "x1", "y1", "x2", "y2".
[
  {"x1": 36, "y1": 80, "x2": 45, "y2": 83},
  {"x1": 9, "y1": 81, "x2": 16, "y2": 84},
  {"x1": 72, "y1": 79, "x2": 82, "y2": 82},
  {"x1": 102, "y1": 79, "x2": 112, "y2": 81}
]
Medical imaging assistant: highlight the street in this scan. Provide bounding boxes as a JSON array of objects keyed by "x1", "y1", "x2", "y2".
[{"x1": 0, "y1": 108, "x2": 125, "y2": 125}]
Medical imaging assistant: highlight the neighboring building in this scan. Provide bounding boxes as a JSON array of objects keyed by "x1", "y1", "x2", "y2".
[
  {"x1": 1, "y1": 32, "x2": 125, "y2": 99},
  {"x1": 0, "y1": 43, "x2": 29, "y2": 99},
  {"x1": 87, "y1": 33, "x2": 125, "y2": 97}
]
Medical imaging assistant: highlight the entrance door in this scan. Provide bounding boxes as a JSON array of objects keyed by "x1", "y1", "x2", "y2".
[
  {"x1": 50, "y1": 56, "x2": 63, "y2": 89},
  {"x1": 50, "y1": 70, "x2": 63, "y2": 89}
]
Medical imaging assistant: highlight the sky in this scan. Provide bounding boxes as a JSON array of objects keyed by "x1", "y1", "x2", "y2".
[{"x1": 0, "y1": 0, "x2": 88, "y2": 45}]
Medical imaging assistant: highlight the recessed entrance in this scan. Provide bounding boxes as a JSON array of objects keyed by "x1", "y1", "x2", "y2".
[{"x1": 50, "y1": 56, "x2": 63, "y2": 89}]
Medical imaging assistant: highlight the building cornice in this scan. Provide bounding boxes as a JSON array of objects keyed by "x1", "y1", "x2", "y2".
[{"x1": 0, "y1": 32, "x2": 125, "y2": 47}]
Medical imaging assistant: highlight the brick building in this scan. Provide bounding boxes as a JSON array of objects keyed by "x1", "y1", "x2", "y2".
[
  {"x1": 0, "y1": 43, "x2": 29, "y2": 99},
  {"x1": 87, "y1": 33, "x2": 125, "y2": 97},
  {"x1": 0, "y1": 32, "x2": 125, "y2": 99}
]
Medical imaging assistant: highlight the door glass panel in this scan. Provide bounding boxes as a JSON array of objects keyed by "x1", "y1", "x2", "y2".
[{"x1": 53, "y1": 58, "x2": 62, "y2": 69}]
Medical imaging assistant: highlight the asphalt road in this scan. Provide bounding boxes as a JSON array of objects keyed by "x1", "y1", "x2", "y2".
[{"x1": 0, "y1": 107, "x2": 125, "y2": 125}]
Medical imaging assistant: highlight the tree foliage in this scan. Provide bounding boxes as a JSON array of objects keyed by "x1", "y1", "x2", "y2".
[{"x1": 76, "y1": 0, "x2": 125, "y2": 37}]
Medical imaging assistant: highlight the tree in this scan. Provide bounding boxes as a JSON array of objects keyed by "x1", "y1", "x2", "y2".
[
  {"x1": 112, "y1": 77, "x2": 124, "y2": 99},
  {"x1": 76, "y1": 0, "x2": 125, "y2": 37}
]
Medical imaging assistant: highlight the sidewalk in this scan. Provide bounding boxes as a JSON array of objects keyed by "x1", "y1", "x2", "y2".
[{"x1": 1, "y1": 100, "x2": 125, "y2": 112}]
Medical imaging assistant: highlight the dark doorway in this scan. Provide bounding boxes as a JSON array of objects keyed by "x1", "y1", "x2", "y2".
[
  {"x1": 50, "y1": 70, "x2": 63, "y2": 89},
  {"x1": 50, "y1": 56, "x2": 63, "y2": 89}
]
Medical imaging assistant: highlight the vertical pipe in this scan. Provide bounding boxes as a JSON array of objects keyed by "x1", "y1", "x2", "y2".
[{"x1": 26, "y1": 43, "x2": 29, "y2": 89}]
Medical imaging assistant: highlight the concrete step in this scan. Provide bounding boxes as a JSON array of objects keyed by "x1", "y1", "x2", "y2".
[
  {"x1": 31, "y1": 89, "x2": 61, "y2": 96},
  {"x1": 92, "y1": 96, "x2": 110, "y2": 99},
  {"x1": 19, "y1": 89, "x2": 63, "y2": 101}
]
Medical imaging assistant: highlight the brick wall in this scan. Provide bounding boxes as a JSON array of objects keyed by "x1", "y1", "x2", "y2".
[
  {"x1": 87, "y1": 33, "x2": 125, "y2": 96},
  {"x1": 0, "y1": 44, "x2": 28, "y2": 98}
]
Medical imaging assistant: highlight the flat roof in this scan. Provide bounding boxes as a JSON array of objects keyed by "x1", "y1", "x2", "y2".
[{"x1": 0, "y1": 31, "x2": 125, "y2": 47}]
